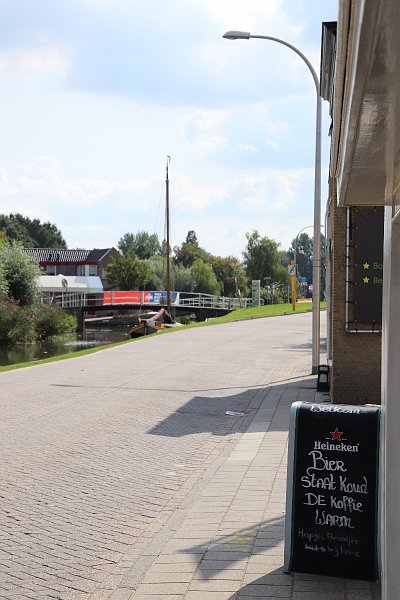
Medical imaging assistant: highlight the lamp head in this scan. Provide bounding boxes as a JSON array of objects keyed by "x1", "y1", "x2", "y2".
[{"x1": 223, "y1": 31, "x2": 251, "y2": 40}]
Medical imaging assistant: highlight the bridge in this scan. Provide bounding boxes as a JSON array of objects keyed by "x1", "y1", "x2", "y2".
[{"x1": 40, "y1": 290, "x2": 252, "y2": 328}]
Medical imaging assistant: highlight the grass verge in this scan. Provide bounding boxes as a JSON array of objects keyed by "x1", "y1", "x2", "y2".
[{"x1": 0, "y1": 301, "x2": 326, "y2": 372}]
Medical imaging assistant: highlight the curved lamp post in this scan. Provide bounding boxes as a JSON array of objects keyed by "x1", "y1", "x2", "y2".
[{"x1": 223, "y1": 30, "x2": 322, "y2": 374}]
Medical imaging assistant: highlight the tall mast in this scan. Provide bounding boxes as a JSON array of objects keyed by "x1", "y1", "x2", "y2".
[{"x1": 166, "y1": 156, "x2": 171, "y2": 314}]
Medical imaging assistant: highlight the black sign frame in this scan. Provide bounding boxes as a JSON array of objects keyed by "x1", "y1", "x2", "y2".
[
  {"x1": 353, "y1": 208, "x2": 384, "y2": 324},
  {"x1": 284, "y1": 401, "x2": 381, "y2": 581}
]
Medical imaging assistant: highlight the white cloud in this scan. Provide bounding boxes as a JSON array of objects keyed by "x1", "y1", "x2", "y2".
[
  {"x1": 238, "y1": 144, "x2": 258, "y2": 153},
  {"x1": 253, "y1": 103, "x2": 288, "y2": 136},
  {"x1": 182, "y1": 108, "x2": 230, "y2": 151},
  {"x1": 173, "y1": 171, "x2": 228, "y2": 212},
  {"x1": 0, "y1": 45, "x2": 71, "y2": 81},
  {"x1": 230, "y1": 168, "x2": 313, "y2": 214},
  {"x1": 0, "y1": 156, "x2": 161, "y2": 211},
  {"x1": 0, "y1": 0, "x2": 335, "y2": 257},
  {"x1": 203, "y1": 0, "x2": 296, "y2": 33}
]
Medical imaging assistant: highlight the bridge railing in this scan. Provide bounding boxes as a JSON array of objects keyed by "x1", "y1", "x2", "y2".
[
  {"x1": 178, "y1": 292, "x2": 251, "y2": 310},
  {"x1": 39, "y1": 290, "x2": 252, "y2": 310}
]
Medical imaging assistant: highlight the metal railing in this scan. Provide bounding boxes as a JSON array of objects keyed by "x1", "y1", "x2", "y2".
[
  {"x1": 39, "y1": 290, "x2": 252, "y2": 310},
  {"x1": 178, "y1": 292, "x2": 251, "y2": 310}
]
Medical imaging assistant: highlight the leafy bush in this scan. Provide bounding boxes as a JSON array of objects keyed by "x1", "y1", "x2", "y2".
[
  {"x1": 0, "y1": 297, "x2": 75, "y2": 345},
  {"x1": 175, "y1": 315, "x2": 192, "y2": 325},
  {"x1": 0, "y1": 298, "x2": 36, "y2": 343},
  {"x1": 33, "y1": 303, "x2": 75, "y2": 340},
  {"x1": 0, "y1": 242, "x2": 42, "y2": 305}
]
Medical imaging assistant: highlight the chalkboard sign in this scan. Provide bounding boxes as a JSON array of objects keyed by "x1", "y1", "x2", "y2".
[{"x1": 284, "y1": 402, "x2": 380, "y2": 581}]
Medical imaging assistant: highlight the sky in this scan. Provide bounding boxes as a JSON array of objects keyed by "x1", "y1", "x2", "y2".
[{"x1": 0, "y1": 0, "x2": 338, "y2": 258}]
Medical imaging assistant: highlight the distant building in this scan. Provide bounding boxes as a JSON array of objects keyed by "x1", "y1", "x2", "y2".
[{"x1": 23, "y1": 247, "x2": 120, "y2": 290}]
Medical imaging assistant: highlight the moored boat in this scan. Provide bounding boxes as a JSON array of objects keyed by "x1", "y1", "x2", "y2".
[{"x1": 129, "y1": 307, "x2": 175, "y2": 338}]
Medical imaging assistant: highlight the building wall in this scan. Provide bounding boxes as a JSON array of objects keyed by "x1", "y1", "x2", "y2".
[
  {"x1": 381, "y1": 207, "x2": 400, "y2": 597},
  {"x1": 330, "y1": 200, "x2": 381, "y2": 405},
  {"x1": 98, "y1": 248, "x2": 120, "y2": 290}
]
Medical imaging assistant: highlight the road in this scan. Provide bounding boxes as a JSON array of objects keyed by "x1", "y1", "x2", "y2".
[{"x1": 0, "y1": 312, "x2": 320, "y2": 599}]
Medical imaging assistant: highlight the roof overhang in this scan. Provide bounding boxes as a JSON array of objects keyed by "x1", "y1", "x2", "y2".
[
  {"x1": 37, "y1": 275, "x2": 104, "y2": 293},
  {"x1": 332, "y1": 0, "x2": 400, "y2": 207}
]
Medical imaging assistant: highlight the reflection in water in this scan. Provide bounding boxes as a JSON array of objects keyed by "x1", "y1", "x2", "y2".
[{"x1": 0, "y1": 327, "x2": 131, "y2": 367}]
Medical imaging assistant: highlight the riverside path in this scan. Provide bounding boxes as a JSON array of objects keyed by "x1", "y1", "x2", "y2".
[{"x1": 0, "y1": 311, "x2": 380, "y2": 600}]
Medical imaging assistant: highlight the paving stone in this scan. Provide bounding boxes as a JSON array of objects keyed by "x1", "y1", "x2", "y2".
[
  {"x1": 1, "y1": 312, "x2": 379, "y2": 600},
  {"x1": 185, "y1": 593, "x2": 237, "y2": 600},
  {"x1": 134, "y1": 582, "x2": 189, "y2": 594}
]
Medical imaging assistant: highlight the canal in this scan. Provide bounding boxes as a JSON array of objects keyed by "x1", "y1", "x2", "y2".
[{"x1": 0, "y1": 326, "x2": 132, "y2": 367}]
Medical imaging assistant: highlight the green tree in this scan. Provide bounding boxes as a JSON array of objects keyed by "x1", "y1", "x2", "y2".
[
  {"x1": 172, "y1": 263, "x2": 194, "y2": 292},
  {"x1": 243, "y1": 230, "x2": 285, "y2": 284},
  {"x1": 209, "y1": 255, "x2": 249, "y2": 297},
  {"x1": 0, "y1": 214, "x2": 66, "y2": 247},
  {"x1": 118, "y1": 231, "x2": 161, "y2": 258},
  {"x1": 0, "y1": 242, "x2": 42, "y2": 305},
  {"x1": 288, "y1": 231, "x2": 326, "y2": 290},
  {"x1": 143, "y1": 255, "x2": 166, "y2": 290},
  {"x1": 288, "y1": 232, "x2": 313, "y2": 283},
  {"x1": 191, "y1": 259, "x2": 222, "y2": 295},
  {"x1": 0, "y1": 242, "x2": 75, "y2": 344},
  {"x1": 173, "y1": 230, "x2": 210, "y2": 268},
  {"x1": 107, "y1": 251, "x2": 150, "y2": 290},
  {"x1": 0, "y1": 230, "x2": 8, "y2": 247},
  {"x1": 278, "y1": 249, "x2": 290, "y2": 268}
]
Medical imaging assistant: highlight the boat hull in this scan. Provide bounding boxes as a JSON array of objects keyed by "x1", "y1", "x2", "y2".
[{"x1": 130, "y1": 320, "x2": 165, "y2": 338}]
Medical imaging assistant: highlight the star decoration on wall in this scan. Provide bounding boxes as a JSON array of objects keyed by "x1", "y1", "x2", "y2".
[
  {"x1": 363, "y1": 276, "x2": 370, "y2": 283},
  {"x1": 363, "y1": 262, "x2": 370, "y2": 269}
]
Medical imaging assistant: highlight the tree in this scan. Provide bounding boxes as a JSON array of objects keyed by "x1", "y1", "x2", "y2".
[
  {"x1": 185, "y1": 230, "x2": 198, "y2": 245},
  {"x1": 288, "y1": 232, "x2": 326, "y2": 289},
  {"x1": 0, "y1": 214, "x2": 66, "y2": 248},
  {"x1": 143, "y1": 255, "x2": 166, "y2": 290},
  {"x1": 172, "y1": 263, "x2": 194, "y2": 292},
  {"x1": 191, "y1": 259, "x2": 222, "y2": 295},
  {"x1": 173, "y1": 230, "x2": 210, "y2": 268},
  {"x1": 106, "y1": 251, "x2": 151, "y2": 290},
  {"x1": 288, "y1": 232, "x2": 313, "y2": 283},
  {"x1": 118, "y1": 231, "x2": 161, "y2": 259},
  {"x1": 242, "y1": 230, "x2": 286, "y2": 284},
  {"x1": 0, "y1": 242, "x2": 42, "y2": 305},
  {"x1": 209, "y1": 255, "x2": 249, "y2": 297}
]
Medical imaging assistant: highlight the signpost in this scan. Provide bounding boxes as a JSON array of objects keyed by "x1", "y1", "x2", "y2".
[
  {"x1": 284, "y1": 401, "x2": 381, "y2": 581},
  {"x1": 288, "y1": 261, "x2": 297, "y2": 311}
]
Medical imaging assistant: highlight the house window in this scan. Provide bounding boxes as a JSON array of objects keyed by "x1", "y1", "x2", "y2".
[
  {"x1": 89, "y1": 265, "x2": 97, "y2": 276},
  {"x1": 77, "y1": 265, "x2": 85, "y2": 276},
  {"x1": 46, "y1": 265, "x2": 56, "y2": 275},
  {"x1": 102, "y1": 268, "x2": 108, "y2": 279}
]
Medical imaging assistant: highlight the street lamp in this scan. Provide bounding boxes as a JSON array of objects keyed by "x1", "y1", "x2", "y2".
[{"x1": 223, "y1": 30, "x2": 322, "y2": 374}]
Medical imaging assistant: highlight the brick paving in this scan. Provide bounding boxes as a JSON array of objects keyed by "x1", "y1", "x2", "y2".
[{"x1": 0, "y1": 312, "x2": 381, "y2": 599}]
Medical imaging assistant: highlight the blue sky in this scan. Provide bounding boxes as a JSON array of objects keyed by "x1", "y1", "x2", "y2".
[{"x1": 0, "y1": 0, "x2": 338, "y2": 258}]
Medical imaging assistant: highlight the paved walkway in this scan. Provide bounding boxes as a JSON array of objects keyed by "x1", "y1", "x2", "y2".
[
  {"x1": 0, "y1": 312, "x2": 381, "y2": 599},
  {"x1": 108, "y1": 377, "x2": 381, "y2": 600}
]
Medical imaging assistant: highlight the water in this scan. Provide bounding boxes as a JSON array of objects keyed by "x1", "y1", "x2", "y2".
[{"x1": 0, "y1": 327, "x2": 132, "y2": 367}]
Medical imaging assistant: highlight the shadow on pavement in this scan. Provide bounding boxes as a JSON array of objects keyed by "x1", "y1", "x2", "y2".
[
  {"x1": 148, "y1": 387, "x2": 261, "y2": 438},
  {"x1": 287, "y1": 337, "x2": 327, "y2": 353},
  {"x1": 184, "y1": 516, "x2": 285, "y2": 576},
  {"x1": 182, "y1": 516, "x2": 381, "y2": 599},
  {"x1": 147, "y1": 377, "x2": 316, "y2": 438}
]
